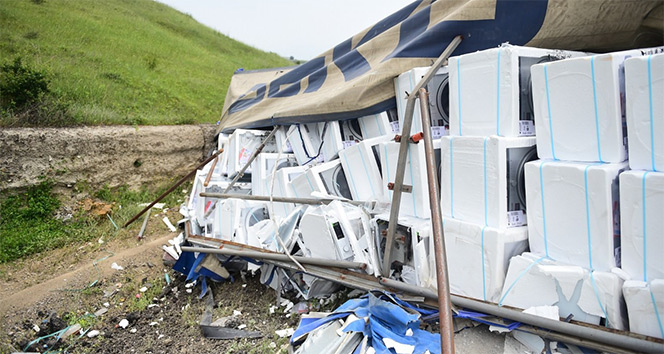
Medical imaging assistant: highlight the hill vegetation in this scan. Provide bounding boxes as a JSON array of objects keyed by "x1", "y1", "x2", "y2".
[{"x1": 0, "y1": 0, "x2": 292, "y2": 126}]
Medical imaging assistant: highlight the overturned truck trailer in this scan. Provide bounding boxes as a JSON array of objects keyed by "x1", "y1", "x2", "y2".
[{"x1": 171, "y1": 1, "x2": 664, "y2": 353}]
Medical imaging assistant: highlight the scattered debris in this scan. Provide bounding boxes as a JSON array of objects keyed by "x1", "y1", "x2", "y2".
[
  {"x1": 118, "y1": 319, "x2": 129, "y2": 329},
  {"x1": 111, "y1": 262, "x2": 124, "y2": 271},
  {"x1": 86, "y1": 330, "x2": 100, "y2": 338},
  {"x1": 162, "y1": 216, "x2": 177, "y2": 232}
]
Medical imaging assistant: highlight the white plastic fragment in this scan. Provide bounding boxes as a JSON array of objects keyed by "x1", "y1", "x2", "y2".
[
  {"x1": 103, "y1": 302, "x2": 110, "y2": 307},
  {"x1": 383, "y1": 337, "x2": 415, "y2": 354},
  {"x1": 162, "y1": 216, "x2": 177, "y2": 232},
  {"x1": 275, "y1": 328, "x2": 294, "y2": 338},
  {"x1": 269, "y1": 305, "x2": 278, "y2": 314},
  {"x1": 87, "y1": 330, "x2": 100, "y2": 338},
  {"x1": 139, "y1": 287, "x2": 148, "y2": 293},
  {"x1": 233, "y1": 310, "x2": 242, "y2": 317},
  {"x1": 111, "y1": 262, "x2": 124, "y2": 271},
  {"x1": 237, "y1": 324, "x2": 247, "y2": 330},
  {"x1": 149, "y1": 322, "x2": 158, "y2": 326},
  {"x1": 32, "y1": 325, "x2": 40, "y2": 333},
  {"x1": 118, "y1": 319, "x2": 129, "y2": 329},
  {"x1": 130, "y1": 328, "x2": 137, "y2": 333},
  {"x1": 139, "y1": 202, "x2": 166, "y2": 209}
]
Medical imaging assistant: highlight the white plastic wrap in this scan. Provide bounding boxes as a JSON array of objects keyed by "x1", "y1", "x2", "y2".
[
  {"x1": 525, "y1": 160, "x2": 627, "y2": 271},
  {"x1": 440, "y1": 135, "x2": 537, "y2": 229},
  {"x1": 619, "y1": 170, "x2": 664, "y2": 282},
  {"x1": 623, "y1": 279, "x2": 664, "y2": 339},
  {"x1": 380, "y1": 141, "x2": 430, "y2": 219},
  {"x1": 226, "y1": 129, "x2": 278, "y2": 177},
  {"x1": 442, "y1": 218, "x2": 529, "y2": 302},
  {"x1": 531, "y1": 48, "x2": 663, "y2": 162},
  {"x1": 339, "y1": 135, "x2": 391, "y2": 202},
  {"x1": 625, "y1": 52, "x2": 664, "y2": 171},
  {"x1": 500, "y1": 252, "x2": 627, "y2": 330},
  {"x1": 449, "y1": 44, "x2": 587, "y2": 137}
]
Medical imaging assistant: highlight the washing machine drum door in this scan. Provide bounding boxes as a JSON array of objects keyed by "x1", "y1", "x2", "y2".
[
  {"x1": 320, "y1": 165, "x2": 353, "y2": 200},
  {"x1": 517, "y1": 146, "x2": 539, "y2": 209},
  {"x1": 245, "y1": 206, "x2": 268, "y2": 229},
  {"x1": 343, "y1": 119, "x2": 363, "y2": 141},
  {"x1": 431, "y1": 75, "x2": 450, "y2": 127}
]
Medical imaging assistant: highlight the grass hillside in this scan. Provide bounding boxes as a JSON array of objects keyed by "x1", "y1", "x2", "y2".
[{"x1": 0, "y1": 0, "x2": 292, "y2": 126}]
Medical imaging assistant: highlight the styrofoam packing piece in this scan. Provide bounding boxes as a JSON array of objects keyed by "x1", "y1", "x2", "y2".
[
  {"x1": 395, "y1": 66, "x2": 450, "y2": 138},
  {"x1": 441, "y1": 135, "x2": 537, "y2": 229},
  {"x1": 287, "y1": 124, "x2": 323, "y2": 166},
  {"x1": 291, "y1": 160, "x2": 353, "y2": 201},
  {"x1": 225, "y1": 129, "x2": 279, "y2": 178},
  {"x1": 251, "y1": 153, "x2": 297, "y2": 196},
  {"x1": 511, "y1": 306, "x2": 560, "y2": 353},
  {"x1": 619, "y1": 170, "x2": 664, "y2": 281},
  {"x1": 162, "y1": 216, "x2": 177, "y2": 232},
  {"x1": 380, "y1": 141, "x2": 430, "y2": 219},
  {"x1": 357, "y1": 112, "x2": 393, "y2": 139},
  {"x1": 525, "y1": 160, "x2": 627, "y2": 271},
  {"x1": 267, "y1": 165, "x2": 306, "y2": 220},
  {"x1": 450, "y1": 44, "x2": 588, "y2": 137},
  {"x1": 500, "y1": 252, "x2": 627, "y2": 330},
  {"x1": 625, "y1": 52, "x2": 664, "y2": 171},
  {"x1": 532, "y1": 47, "x2": 663, "y2": 162},
  {"x1": 318, "y1": 121, "x2": 344, "y2": 162},
  {"x1": 622, "y1": 279, "x2": 664, "y2": 339},
  {"x1": 442, "y1": 217, "x2": 528, "y2": 302},
  {"x1": 339, "y1": 135, "x2": 392, "y2": 202}
]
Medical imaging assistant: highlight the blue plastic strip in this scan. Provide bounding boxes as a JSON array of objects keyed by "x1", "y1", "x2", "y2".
[
  {"x1": 342, "y1": 152, "x2": 361, "y2": 199},
  {"x1": 496, "y1": 50, "x2": 502, "y2": 136},
  {"x1": 648, "y1": 56, "x2": 657, "y2": 171},
  {"x1": 499, "y1": 256, "x2": 548, "y2": 307},
  {"x1": 650, "y1": 288, "x2": 664, "y2": 339},
  {"x1": 457, "y1": 58, "x2": 462, "y2": 135},
  {"x1": 589, "y1": 271, "x2": 610, "y2": 327},
  {"x1": 407, "y1": 145, "x2": 417, "y2": 215},
  {"x1": 539, "y1": 162, "x2": 549, "y2": 257},
  {"x1": 642, "y1": 171, "x2": 650, "y2": 282},
  {"x1": 591, "y1": 57, "x2": 603, "y2": 162},
  {"x1": 544, "y1": 64, "x2": 557, "y2": 160},
  {"x1": 483, "y1": 137, "x2": 489, "y2": 225},
  {"x1": 583, "y1": 164, "x2": 594, "y2": 269},
  {"x1": 449, "y1": 137, "x2": 455, "y2": 218},
  {"x1": 481, "y1": 226, "x2": 487, "y2": 301}
]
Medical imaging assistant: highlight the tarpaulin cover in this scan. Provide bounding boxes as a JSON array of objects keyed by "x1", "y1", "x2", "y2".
[{"x1": 218, "y1": 0, "x2": 663, "y2": 132}]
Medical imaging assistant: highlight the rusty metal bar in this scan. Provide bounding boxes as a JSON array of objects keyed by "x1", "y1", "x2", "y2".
[
  {"x1": 418, "y1": 87, "x2": 455, "y2": 354},
  {"x1": 199, "y1": 192, "x2": 373, "y2": 207},
  {"x1": 203, "y1": 156, "x2": 219, "y2": 187},
  {"x1": 123, "y1": 148, "x2": 224, "y2": 228},
  {"x1": 222, "y1": 127, "x2": 278, "y2": 194},
  {"x1": 381, "y1": 35, "x2": 462, "y2": 278},
  {"x1": 181, "y1": 246, "x2": 367, "y2": 270},
  {"x1": 379, "y1": 277, "x2": 663, "y2": 354}
]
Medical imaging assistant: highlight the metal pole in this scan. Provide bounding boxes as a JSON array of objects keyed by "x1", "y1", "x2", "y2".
[
  {"x1": 203, "y1": 156, "x2": 219, "y2": 187},
  {"x1": 418, "y1": 87, "x2": 455, "y2": 354},
  {"x1": 200, "y1": 192, "x2": 373, "y2": 207},
  {"x1": 222, "y1": 127, "x2": 278, "y2": 194},
  {"x1": 181, "y1": 246, "x2": 367, "y2": 270},
  {"x1": 123, "y1": 148, "x2": 224, "y2": 228},
  {"x1": 379, "y1": 277, "x2": 664, "y2": 354},
  {"x1": 382, "y1": 35, "x2": 463, "y2": 275}
]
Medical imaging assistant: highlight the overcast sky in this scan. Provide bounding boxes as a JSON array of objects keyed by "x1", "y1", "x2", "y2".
[{"x1": 156, "y1": 0, "x2": 411, "y2": 60}]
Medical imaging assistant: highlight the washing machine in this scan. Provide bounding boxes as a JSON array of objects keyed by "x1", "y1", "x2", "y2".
[
  {"x1": 372, "y1": 215, "x2": 432, "y2": 286},
  {"x1": 339, "y1": 135, "x2": 391, "y2": 202},
  {"x1": 506, "y1": 145, "x2": 539, "y2": 226},
  {"x1": 519, "y1": 55, "x2": 561, "y2": 135},
  {"x1": 251, "y1": 153, "x2": 298, "y2": 196},
  {"x1": 291, "y1": 160, "x2": 353, "y2": 200},
  {"x1": 426, "y1": 68, "x2": 450, "y2": 138},
  {"x1": 287, "y1": 124, "x2": 323, "y2": 166},
  {"x1": 226, "y1": 129, "x2": 279, "y2": 180}
]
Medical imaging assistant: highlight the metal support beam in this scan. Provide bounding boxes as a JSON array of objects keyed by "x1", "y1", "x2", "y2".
[
  {"x1": 200, "y1": 192, "x2": 373, "y2": 207},
  {"x1": 123, "y1": 148, "x2": 224, "y2": 228},
  {"x1": 222, "y1": 127, "x2": 278, "y2": 194},
  {"x1": 180, "y1": 246, "x2": 367, "y2": 270},
  {"x1": 381, "y1": 35, "x2": 463, "y2": 276},
  {"x1": 379, "y1": 277, "x2": 664, "y2": 354},
  {"x1": 418, "y1": 87, "x2": 455, "y2": 354}
]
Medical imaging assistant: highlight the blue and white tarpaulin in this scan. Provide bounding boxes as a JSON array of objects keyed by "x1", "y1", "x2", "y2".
[{"x1": 218, "y1": 0, "x2": 662, "y2": 132}]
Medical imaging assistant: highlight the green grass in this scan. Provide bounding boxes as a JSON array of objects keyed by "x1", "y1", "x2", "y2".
[
  {"x1": 0, "y1": 179, "x2": 188, "y2": 263},
  {"x1": 0, "y1": 0, "x2": 292, "y2": 126}
]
